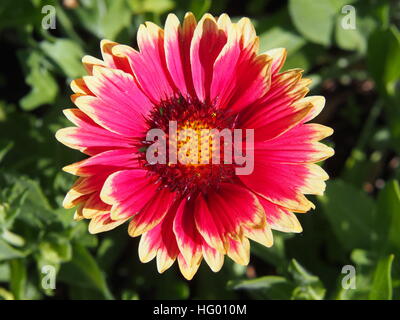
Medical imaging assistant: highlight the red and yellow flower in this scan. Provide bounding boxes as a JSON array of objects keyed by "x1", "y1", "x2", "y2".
[{"x1": 56, "y1": 12, "x2": 334, "y2": 279}]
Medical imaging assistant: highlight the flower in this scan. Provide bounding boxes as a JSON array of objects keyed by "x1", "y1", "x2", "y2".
[{"x1": 56, "y1": 12, "x2": 334, "y2": 280}]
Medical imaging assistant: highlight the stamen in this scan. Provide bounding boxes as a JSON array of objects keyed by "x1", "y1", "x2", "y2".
[{"x1": 137, "y1": 96, "x2": 237, "y2": 195}]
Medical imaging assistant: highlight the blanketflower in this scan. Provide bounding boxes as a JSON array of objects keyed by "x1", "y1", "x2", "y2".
[{"x1": 56, "y1": 12, "x2": 334, "y2": 280}]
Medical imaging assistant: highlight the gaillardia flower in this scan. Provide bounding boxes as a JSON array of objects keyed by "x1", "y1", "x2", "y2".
[{"x1": 56, "y1": 12, "x2": 334, "y2": 280}]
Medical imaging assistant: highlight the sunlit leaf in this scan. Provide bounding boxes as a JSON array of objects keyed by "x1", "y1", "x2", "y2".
[
  {"x1": 228, "y1": 276, "x2": 295, "y2": 300},
  {"x1": 0, "y1": 240, "x2": 25, "y2": 261},
  {"x1": 76, "y1": 0, "x2": 133, "y2": 40},
  {"x1": 369, "y1": 254, "x2": 394, "y2": 300},
  {"x1": 367, "y1": 26, "x2": 400, "y2": 95},
  {"x1": 9, "y1": 259, "x2": 26, "y2": 300},
  {"x1": 58, "y1": 243, "x2": 113, "y2": 299},
  {"x1": 41, "y1": 39, "x2": 85, "y2": 79},
  {"x1": 259, "y1": 27, "x2": 306, "y2": 54},
  {"x1": 19, "y1": 51, "x2": 58, "y2": 111},
  {"x1": 319, "y1": 180, "x2": 376, "y2": 250},
  {"x1": 129, "y1": 0, "x2": 175, "y2": 15},
  {"x1": 289, "y1": 0, "x2": 337, "y2": 45},
  {"x1": 375, "y1": 180, "x2": 400, "y2": 253},
  {"x1": 288, "y1": 259, "x2": 326, "y2": 300}
]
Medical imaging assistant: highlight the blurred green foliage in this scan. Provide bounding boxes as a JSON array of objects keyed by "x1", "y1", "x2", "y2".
[{"x1": 0, "y1": 0, "x2": 399, "y2": 300}]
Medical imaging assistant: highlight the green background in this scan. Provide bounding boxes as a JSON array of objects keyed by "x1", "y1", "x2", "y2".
[{"x1": 0, "y1": 0, "x2": 400, "y2": 300}]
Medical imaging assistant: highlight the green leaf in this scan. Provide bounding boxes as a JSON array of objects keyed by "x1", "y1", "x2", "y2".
[
  {"x1": 375, "y1": 180, "x2": 400, "y2": 253},
  {"x1": 0, "y1": 239, "x2": 25, "y2": 261},
  {"x1": 188, "y1": 0, "x2": 211, "y2": 19},
  {"x1": 228, "y1": 276, "x2": 295, "y2": 300},
  {"x1": 130, "y1": 0, "x2": 175, "y2": 15},
  {"x1": 335, "y1": 15, "x2": 366, "y2": 52},
  {"x1": 100, "y1": 0, "x2": 134, "y2": 39},
  {"x1": 288, "y1": 259, "x2": 326, "y2": 300},
  {"x1": 37, "y1": 237, "x2": 72, "y2": 266},
  {"x1": 0, "y1": 0, "x2": 42, "y2": 30},
  {"x1": 77, "y1": 0, "x2": 133, "y2": 40},
  {"x1": 121, "y1": 290, "x2": 139, "y2": 300},
  {"x1": 0, "y1": 263, "x2": 10, "y2": 282},
  {"x1": 284, "y1": 51, "x2": 310, "y2": 72},
  {"x1": 258, "y1": 27, "x2": 306, "y2": 54},
  {"x1": 367, "y1": 26, "x2": 400, "y2": 95},
  {"x1": 9, "y1": 259, "x2": 27, "y2": 300},
  {"x1": 58, "y1": 243, "x2": 113, "y2": 299},
  {"x1": 251, "y1": 233, "x2": 288, "y2": 268},
  {"x1": 19, "y1": 51, "x2": 58, "y2": 111},
  {"x1": 0, "y1": 141, "x2": 13, "y2": 163},
  {"x1": 6, "y1": 176, "x2": 63, "y2": 232},
  {"x1": 374, "y1": 1, "x2": 390, "y2": 28},
  {"x1": 1, "y1": 230, "x2": 25, "y2": 248},
  {"x1": 12, "y1": 177, "x2": 52, "y2": 210},
  {"x1": 369, "y1": 254, "x2": 394, "y2": 300},
  {"x1": 289, "y1": 0, "x2": 338, "y2": 46},
  {"x1": 96, "y1": 233, "x2": 127, "y2": 272},
  {"x1": 318, "y1": 180, "x2": 376, "y2": 250},
  {"x1": 0, "y1": 287, "x2": 13, "y2": 300},
  {"x1": 40, "y1": 39, "x2": 85, "y2": 78}
]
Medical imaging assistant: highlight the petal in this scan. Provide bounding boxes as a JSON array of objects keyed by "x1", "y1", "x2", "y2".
[
  {"x1": 216, "y1": 13, "x2": 232, "y2": 31},
  {"x1": 55, "y1": 126, "x2": 132, "y2": 155},
  {"x1": 164, "y1": 13, "x2": 196, "y2": 97},
  {"x1": 242, "y1": 223, "x2": 273, "y2": 248},
  {"x1": 74, "y1": 205, "x2": 84, "y2": 221},
  {"x1": 82, "y1": 55, "x2": 105, "y2": 75},
  {"x1": 99, "y1": 39, "x2": 132, "y2": 73},
  {"x1": 88, "y1": 213, "x2": 129, "y2": 234},
  {"x1": 224, "y1": 53, "x2": 272, "y2": 113},
  {"x1": 259, "y1": 103, "x2": 314, "y2": 142},
  {"x1": 86, "y1": 66, "x2": 153, "y2": 118},
  {"x1": 226, "y1": 236, "x2": 250, "y2": 266},
  {"x1": 190, "y1": 14, "x2": 227, "y2": 101},
  {"x1": 251, "y1": 123, "x2": 334, "y2": 164},
  {"x1": 137, "y1": 202, "x2": 180, "y2": 273},
  {"x1": 63, "y1": 149, "x2": 139, "y2": 177},
  {"x1": 202, "y1": 242, "x2": 224, "y2": 272},
  {"x1": 157, "y1": 244, "x2": 178, "y2": 273},
  {"x1": 258, "y1": 197, "x2": 303, "y2": 233},
  {"x1": 156, "y1": 205, "x2": 180, "y2": 273},
  {"x1": 112, "y1": 23, "x2": 176, "y2": 103},
  {"x1": 211, "y1": 15, "x2": 270, "y2": 112},
  {"x1": 128, "y1": 187, "x2": 176, "y2": 237},
  {"x1": 59, "y1": 108, "x2": 137, "y2": 156},
  {"x1": 209, "y1": 24, "x2": 242, "y2": 109},
  {"x1": 300, "y1": 96, "x2": 326, "y2": 123},
  {"x1": 238, "y1": 69, "x2": 313, "y2": 141},
  {"x1": 177, "y1": 253, "x2": 202, "y2": 280},
  {"x1": 100, "y1": 39, "x2": 118, "y2": 65},
  {"x1": 236, "y1": 17, "x2": 258, "y2": 52},
  {"x1": 70, "y1": 78, "x2": 93, "y2": 95},
  {"x1": 63, "y1": 174, "x2": 108, "y2": 209},
  {"x1": 100, "y1": 169, "x2": 159, "y2": 219},
  {"x1": 265, "y1": 48, "x2": 287, "y2": 75},
  {"x1": 173, "y1": 198, "x2": 203, "y2": 267},
  {"x1": 74, "y1": 92, "x2": 145, "y2": 137},
  {"x1": 194, "y1": 194, "x2": 226, "y2": 253},
  {"x1": 204, "y1": 183, "x2": 265, "y2": 245},
  {"x1": 138, "y1": 229, "x2": 160, "y2": 263},
  {"x1": 62, "y1": 108, "x2": 99, "y2": 129},
  {"x1": 81, "y1": 192, "x2": 110, "y2": 219},
  {"x1": 239, "y1": 161, "x2": 328, "y2": 212},
  {"x1": 63, "y1": 192, "x2": 89, "y2": 210}
]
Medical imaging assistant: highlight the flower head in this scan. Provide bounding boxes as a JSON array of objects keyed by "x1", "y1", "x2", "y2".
[{"x1": 56, "y1": 12, "x2": 334, "y2": 280}]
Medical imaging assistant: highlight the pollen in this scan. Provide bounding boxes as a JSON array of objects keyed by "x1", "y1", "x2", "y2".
[
  {"x1": 138, "y1": 96, "x2": 236, "y2": 195},
  {"x1": 176, "y1": 120, "x2": 219, "y2": 165}
]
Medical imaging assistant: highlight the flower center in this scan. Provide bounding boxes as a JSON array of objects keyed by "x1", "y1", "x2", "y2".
[{"x1": 138, "y1": 96, "x2": 237, "y2": 195}]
